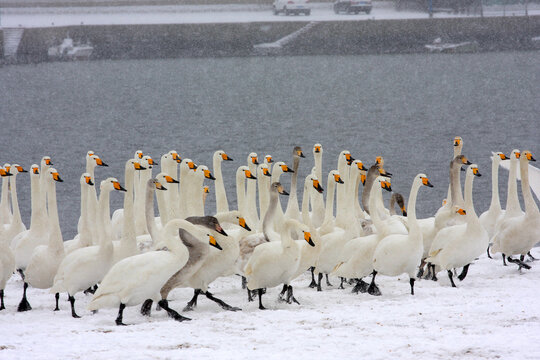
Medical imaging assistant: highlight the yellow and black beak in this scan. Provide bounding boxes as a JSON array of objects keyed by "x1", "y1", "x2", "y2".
[
  {"x1": 45, "y1": 158, "x2": 53, "y2": 166},
  {"x1": 155, "y1": 182, "x2": 167, "y2": 191},
  {"x1": 16, "y1": 166, "x2": 28, "y2": 173},
  {"x1": 0, "y1": 169, "x2": 12, "y2": 177},
  {"x1": 265, "y1": 155, "x2": 273, "y2": 163},
  {"x1": 245, "y1": 170, "x2": 257, "y2": 180},
  {"x1": 499, "y1": 153, "x2": 508, "y2": 160},
  {"x1": 472, "y1": 167, "x2": 482, "y2": 177},
  {"x1": 422, "y1": 177, "x2": 434, "y2": 187},
  {"x1": 516, "y1": 152, "x2": 521, "y2": 159},
  {"x1": 457, "y1": 208, "x2": 467, "y2": 215},
  {"x1": 95, "y1": 157, "x2": 108, "y2": 167},
  {"x1": 214, "y1": 223, "x2": 228, "y2": 236},
  {"x1": 113, "y1": 181, "x2": 127, "y2": 192},
  {"x1": 137, "y1": 152, "x2": 144, "y2": 159},
  {"x1": 462, "y1": 156, "x2": 472, "y2": 165},
  {"x1": 345, "y1": 153, "x2": 354, "y2": 165},
  {"x1": 85, "y1": 176, "x2": 94, "y2": 186},
  {"x1": 52, "y1": 172, "x2": 63, "y2": 182},
  {"x1": 32, "y1": 167, "x2": 40, "y2": 175},
  {"x1": 238, "y1": 217, "x2": 251, "y2": 231},
  {"x1": 148, "y1": 158, "x2": 158, "y2": 166},
  {"x1": 221, "y1": 153, "x2": 233, "y2": 161},
  {"x1": 381, "y1": 180, "x2": 392, "y2": 192},
  {"x1": 526, "y1": 152, "x2": 536, "y2": 161},
  {"x1": 314, "y1": 145, "x2": 322, "y2": 153},
  {"x1": 165, "y1": 175, "x2": 179, "y2": 184},
  {"x1": 297, "y1": 149, "x2": 305, "y2": 158},
  {"x1": 304, "y1": 231, "x2": 315, "y2": 247},
  {"x1": 204, "y1": 169, "x2": 216, "y2": 181},
  {"x1": 251, "y1": 156, "x2": 259, "y2": 165},
  {"x1": 357, "y1": 162, "x2": 367, "y2": 171},
  {"x1": 188, "y1": 161, "x2": 198, "y2": 171},
  {"x1": 375, "y1": 156, "x2": 383, "y2": 165},
  {"x1": 281, "y1": 164, "x2": 294, "y2": 173},
  {"x1": 134, "y1": 162, "x2": 146, "y2": 171},
  {"x1": 203, "y1": 186, "x2": 210, "y2": 194},
  {"x1": 334, "y1": 174, "x2": 344, "y2": 184},
  {"x1": 262, "y1": 168, "x2": 271, "y2": 177},
  {"x1": 313, "y1": 179, "x2": 324, "y2": 194},
  {"x1": 401, "y1": 206, "x2": 407, "y2": 217},
  {"x1": 172, "y1": 152, "x2": 182, "y2": 163},
  {"x1": 454, "y1": 137, "x2": 462, "y2": 146},
  {"x1": 379, "y1": 168, "x2": 392, "y2": 178},
  {"x1": 278, "y1": 184, "x2": 289, "y2": 196},
  {"x1": 361, "y1": 174, "x2": 366, "y2": 186},
  {"x1": 208, "y1": 235, "x2": 223, "y2": 251}
]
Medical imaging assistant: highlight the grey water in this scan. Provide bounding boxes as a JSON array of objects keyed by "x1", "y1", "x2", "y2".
[{"x1": 1, "y1": 51, "x2": 539, "y2": 239}]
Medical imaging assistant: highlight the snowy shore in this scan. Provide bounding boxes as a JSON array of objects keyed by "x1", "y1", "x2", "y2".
[{"x1": 1, "y1": 248, "x2": 540, "y2": 359}]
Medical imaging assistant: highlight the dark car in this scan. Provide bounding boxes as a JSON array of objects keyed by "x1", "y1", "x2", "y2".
[{"x1": 333, "y1": 0, "x2": 373, "y2": 14}]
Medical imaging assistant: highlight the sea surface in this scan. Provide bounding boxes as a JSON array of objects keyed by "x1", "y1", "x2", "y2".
[{"x1": 0, "y1": 51, "x2": 538, "y2": 239}]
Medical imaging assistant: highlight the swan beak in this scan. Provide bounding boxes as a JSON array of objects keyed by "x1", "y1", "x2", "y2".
[
  {"x1": 137, "y1": 151, "x2": 144, "y2": 159},
  {"x1": 95, "y1": 157, "x2": 108, "y2": 167},
  {"x1": 113, "y1": 181, "x2": 127, "y2": 192},
  {"x1": 85, "y1": 176, "x2": 94, "y2": 186},
  {"x1": 345, "y1": 153, "x2": 354, "y2": 165},
  {"x1": 281, "y1": 165, "x2": 294, "y2": 173},
  {"x1": 239, "y1": 217, "x2": 251, "y2": 231},
  {"x1": 188, "y1": 161, "x2": 198, "y2": 171},
  {"x1": 52, "y1": 172, "x2": 63, "y2": 182},
  {"x1": 32, "y1": 167, "x2": 40, "y2": 175},
  {"x1": 499, "y1": 153, "x2": 508, "y2": 160},
  {"x1": 16, "y1": 166, "x2": 27, "y2": 173},
  {"x1": 314, "y1": 146, "x2": 321, "y2": 153},
  {"x1": 526, "y1": 152, "x2": 536, "y2": 161},
  {"x1": 457, "y1": 208, "x2": 467, "y2": 215},
  {"x1": 208, "y1": 235, "x2": 223, "y2": 251},
  {"x1": 515, "y1": 152, "x2": 521, "y2": 159},
  {"x1": 334, "y1": 174, "x2": 344, "y2": 184},
  {"x1": 265, "y1": 155, "x2": 273, "y2": 163},
  {"x1": 165, "y1": 175, "x2": 179, "y2": 184},
  {"x1": 472, "y1": 168, "x2": 481, "y2": 177},
  {"x1": 304, "y1": 232, "x2": 315, "y2": 247},
  {"x1": 45, "y1": 158, "x2": 53, "y2": 166},
  {"x1": 155, "y1": 182, "x2": 167, "y2": 191},
  {"x1": 375, "y1": 156, "x2": 383, "y2": 165},
  {"x1": 203, "y1": 186, "x2": 210, "y2": 194},
  {"x1": 278, "y1": 184, "x2": 289, "y2": 196},
  {"x1": 381, "y1": 181, "x2": 392, "y2": 192},
  {"x1": 379, "y1": 168, "x2": 392, "y2": 178},
  {"x1": 244, "y1": 170, "x2": 257, "y2": 180},
  {"x1": 462, "y1": 157, "x2": 472, "y2": 165},
  {"x1": 0, "y1": 169, "x2": 12, "y2": 177},
  {"x1": 221, "y1": 153, "x2": 233, "y2": 161},
  {"x1": 204, "y1": 170, "x2": 216, "y2": 180},
  {"x1": 251, "y1": 156, "x2": 259, "y2": 165},
  {"x1": 134, "y1": 162, "x2": 146, "y2": 171},
  {"x1": 297, "y1": 149, "x2": 305, "y2": 158},
  {"x1": 357, "y1": 162, "x2": 367, "y2": 171},
  {"x1": 171, "y1": 152, "x2": 182, "y2": 163},
  {"x1": 313, "y1": 179, "x2": 324, "y2": 193},
  {"x1": 262, "y1": 168, "x2": 271, "y2": 177},
  {"x1": 422, "y1": 177, "x2": 434, "y2": 187},
  {"x1": 214, "y1": 224, "x2": 228, "y2": 236},
  {"x1": 361, "y1": 174, "x2": 366, "y2": 185},
  {"x1": 401, "y1": 207, "x2": 407, "y2": 217},
  {"x1": 148, "y1": 158, "x2": 158, "y2": 166},
  {"x1": 454, "y1": 138, "x2": 461, "y2": 146}
]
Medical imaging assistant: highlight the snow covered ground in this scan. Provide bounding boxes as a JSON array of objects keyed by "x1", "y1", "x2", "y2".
[
  {"x1": 1, "y1": 2, "x2": 538, "y2": 28},
  {"x1": 1, "y1": 248, "x2": 539, "y2": 359}
]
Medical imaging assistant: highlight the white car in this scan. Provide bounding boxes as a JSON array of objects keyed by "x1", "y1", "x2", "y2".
[{"x1": 273, "y1": 0, "x2": 311, "y2": 15}]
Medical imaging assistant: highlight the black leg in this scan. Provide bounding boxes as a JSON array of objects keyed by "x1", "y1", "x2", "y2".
[
  {"x1": 183, "y1": 289, "x2": 202, "y2": 311},
  {"x1": 278, "y1": 284, "x2": 288, "y2": 302},
  {"x1": 241, "y1": 276, "x2": 247, "y2": 290},
  {"x1": 503, "y1": 254, "x2": 507, "y2": 266},
  {"x1": 158, "y1": 299, "x2": 191, "y2": 322},
  {"x1": 339, "y1": 277, "x2": 345, "y2": 289},
  {"x1": 417, "y1": 259, "x2": 426, "y2": 278},
  {"x1": 527, "y1": 251, "x2": 537, "y2": 261},
  {"x1": 507, "y1": 256, "x2": 532, "y2": 270},
  {"x1": 247, "y1": 288, "x2": 254, "y2": 302},
  {"x1": 317, "y1": 272, "x2": 323, "y2": 292},
  {"x1": 458, "y1": 264, "x2": 470, "y2": 281},
  {"x1": 69, "y1": 295, "x2": 81, "y2": 318},
  {"x1": 286, "y1": 285, "x2": 300, "y2": 305},
  {"x1": 308, "y1": 267, "x2": 317, "y2": 288},
  {"x1": 17, "y1": 269, "x2": 25, "y2": 281},
  {"x1": 325, "y1": 274, "x2": 333, "y2": 287},
  {"x1": 520, "y1": 255, "x2": 525, "y2": 262},
  {"x1": 0, "y1": 289, "x2": 4, "y2": 310},
  {"x1": 424, "y1": 262, "x2": 432, "y2": 280},
  {"x1": 352, "y1": 279, "x2": 369, "y2": 294},
  {"x1": 447, "y1": 270, "x2": 457, "y2": 287},
  {"x1": 17, "y1": 282, "x2": 32, "y2": 312},
  {"x1": 54, "y1": 293, "x2": 60, "y2": 311},
  {"x1": 257, "y1": 289, "x2": 266, "y2": 310},
  {"x1": 487, "y1": 245, "x2": 493, "y2": 259},
  {"x1": 83, "y1": 286, "x2": 96, "y2": 295},
  {"x1": 368, "y1": 271, "x2": 382, "y2": 296},
  {"x1": 204, "y1": 291, "x2": 241, "y2": 311},
  {"x1": 140, "y1": 299, "x2": 153, "y2": 316},
  {"x1": 431, "y1": 264, "x2": 438, "y2": 281},
  {"x1": 409, "y1": 278, "x2": 415, "y2": 295},
  {"x1": 116, "y1": 303, "x2": 127, "y2": 326}
]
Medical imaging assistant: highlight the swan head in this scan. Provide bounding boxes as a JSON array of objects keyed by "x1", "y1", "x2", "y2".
[
  {"x1": 271, "y1": 182, "x2": 289, "y2": 196},
  {"x1": 392, "y1": 193, "x2": 407, "y2": 216},
  {"x1": 86, "y1": 150, "x2": 95, "y2": 157},
  {"x1": 313, "y1": 143, "x2": 322, "y2": 154},
  {"x1": 264, "y1": 155, "x2": 273, "y2": 164},
  {"x1": 354, "y1": 160, "x2": 367, "y2": 172},
  {"x1": 493, "y1": 152, "x2": 508, "y2": 161},
  {"x1": 47, "y1": 168, "x2": 63, "y2": 182},
  {"x1": 156, "y1": 172, "x2": 179, "y2": 185},
  {"x1": 186, "y1": 216, "x2": 228, "y2": 236},
  {"x1": 375, "y1": 156, "x2": 384, "y2": 167},
  {"x1": 303, "y1": 230, "x2": 315, "y2": 247},
  {"x1": 10, "y1": 164, "x2": 27, "y2": 174},
  {"x1": 134, "y1": 150, "x2": 144, "y2": 160},
  {"x1": 453, "y1": 206, "x2": 466, "y2": 216},
  {"x1": 293, "y1": 146, "x2": 305, "y2": 159},
  {"x1": 91, "y1": 154, "x2": 108, "y2": 167},
  {"x1": 208, "y1": 234, "x2": 223, "y2": 251},
  {"x1": 80, "y1": 172, "x2": 94, "y2": 186},
  {"x1": 340, "y1": 150, "x2": 354, "y2": 166},
  {"x1": 198, "y1": 166, "x2": 216, "y2": 181},
  {"x1": 41, "y1": 156, "x2": 53, "y2": 167},
  {"x1": 275, "y1": 161, "x2": 294, "y2": 174},
  {"x1": 329, "y1": 170, "x2": 344, "y2": 185},
  {"x1": 148, "y1": 178, "x2": 167, "y2": 191},
  {"x1": 248, "y1": 153, "x2": 259, "y2": 166},
  {"x1": 169, "y1": 150, "x2": 182, "y2": 163},
  {"x1": 259, "y1": 164, "x2": 271, "y2": 177},
  {"x1": 418, "y1": 174, "x2": 434, "y2": 188},
  {"x1": 511, "y1": 149, "x2": 520, "y2": 160},
  {"x1": 182, "y1": 159, "x2": 198, "y2": 172},
  {"x1": 468, "y1": 164, "x2": 481, "y2": 177},
  {"x1": 306, "y1": 175, "x2": 324, "y2": 193},
  {"x1": 142, "y1": 155, "x2": 157, "y2": 168},
  {"x1": 216, "y1": 150, "x2": 233, "y2": 162},
  {"x1": 0, "y1": 167, "x2": 12, "y2": 177},
  {"x1": 380, "y1": 178, "x2": 392, "y2": 192},
  {"x1": 522, "y1": 150, "x2": 536, "y2": 162},
  {"x1": 237, "y1": 216, "x2": 251, "y2": 231},
  {"x1": 453, "y1": 136, "x2": 463, "y2": 147},
  {"x1": 238, "y1": 166, "x2": 257, "y2": 180},
  {"x1": 30, "y1": 164, "x2": 40, "y2": 176},
  {"x1": 102, "y1": 177, "x2": 126, "y2": 192},
  {"x1": 454, "y1": 155, "x2": 472, "y2": 168},
  {"x1": 127, "y1": 159, "x2": 146, "y2": 171},
  {"x1": 203, "y1": 186, "x2": 210, "y2": 194}
]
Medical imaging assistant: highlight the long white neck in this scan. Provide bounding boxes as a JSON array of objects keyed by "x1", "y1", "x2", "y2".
[
  {"x1": 246, "y1": 161, "x2": 259, "y2": 224},
  {"x1": 257, "y1": 169, "x2": 270, "y2": 231},
  {"x1": 135, "y1": 168, "x2": 152, "y2": 235},
  {"x1": 319, "y1": 173, "x2": 338, "y2": 234},
  {"x1": 369, "y1": 181, "x2": 387, "y2": 237},
  {"x1": 9, "y1": 173, "x2": 22, "y2": 227},
  {"x1": 520, "y1": 157, "x2": 539, "y2": 216},
  {"x1": 0, "y1": 176, "x2": 11, "y2": 225},
  {"x1": 86, "y1": 161, "x2": 99, "y2": 237},
  {"x1": 28, "y1": 174, "x2": 46, "y2": 230},
  {"x1": 178, "y1": 165, "x2": 190, "y2": 219},
  {"x1": 40, "y1": 164, "x2": 51, "y2": 215},
  {"x1": 78, "y1": 182, "x2": 92, "y2": 248},
  {"x1": 263, "y1": 189, "x2": 280, "y2": 242},
  {"x1": 449, "y1": 159, "x2": 463, "y2": 207},
  {"x1": 463, "y1": 169, "x2": 480, "y2": 231},
  {"x1": 47, "y1": 178, "x2": 64, "y2": 254},
  {"x1": 156, "y1": 185, "x2": 170, "y2": 226},
  {"x1": 145, "y1": 182, "x2": 160, "y2": 247},
  {"x1": 190, "y1": 172, "x2": 206, "y2": 217},
  {"x1": 285, "y1": 156, "x2": 301, "y2": 221},
  {"x1": 353, "y1": 170, "x2": 365, "y2": 219},
  {"x1": 336, "y1": 156, "x2": 349, "y2": 216},
  {"x1": 447, "y1": 145, "x2": 463, "y2": 203},
  {"x1": 214, "y1": 156, "x2": 229, "y2": 213},
  {"x1": 236, "y1": 170, "x2": 247, "y2": 215},
  {"x1": 162, "y1": 218, "x2": 206, "y2": 257},
  {"x1": 97, "y1": 187, "x2": 114, "y2": 255},
  {"x1": 488, "y1": 157, "x2": 502, "y2": 212},
  {"x1": 271, "y1": 168, "x2": 285, "y2": 220},
  {"x1": 506, "y1": 156, "x2": 521, "y2": 215},
  {"x1": 361, "y1": 167, "x2": 379, "y2": 215},
  {"x1": 406, "y1": 178, "x2": 422, "y2": 240},
  {"x1": 314, "y1": 152, "x2": 322, "y2": 183},
  {"x1": 121, "y1": 165, "x2": 136, "y2": 254}
]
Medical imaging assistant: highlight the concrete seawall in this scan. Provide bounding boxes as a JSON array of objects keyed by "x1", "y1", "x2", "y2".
[{"x1": 2, "y1": 15, "x2": 540, "y2": 63}]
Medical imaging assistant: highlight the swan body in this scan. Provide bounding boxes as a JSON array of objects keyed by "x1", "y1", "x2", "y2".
[
  {"x1": 0, "y1": 163, "x2": 13, "y2": 227},
  {"x1": 0, "y1": 169, "x2": 15, "y2": 310}
]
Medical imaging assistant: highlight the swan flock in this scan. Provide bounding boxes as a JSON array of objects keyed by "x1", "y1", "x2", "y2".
[{"x1": 0, "y1": 139, "x2": 538, "y2": 325}]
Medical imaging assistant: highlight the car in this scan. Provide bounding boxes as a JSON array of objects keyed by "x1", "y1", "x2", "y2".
[
  {"x1": 273, "y1": 0, "x2": 311, "y2": 15},
  {"x1": 333, "y1": 0, "x2": 373, "y2": 14}
]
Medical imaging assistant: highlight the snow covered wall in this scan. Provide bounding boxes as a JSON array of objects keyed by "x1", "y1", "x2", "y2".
[{"x1": 4, "y1": 15, "x2": 540, "y2": 62}]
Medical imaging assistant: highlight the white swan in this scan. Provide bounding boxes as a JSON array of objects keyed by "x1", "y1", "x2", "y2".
[
  {"x1": 270, "y1": 161, "x2": 294, "y2": 224},
  {"x1": 479, "y1": 152, "x2": 508, "y2": 241},
  {"x1": 491, "y1": 151, "x2": 539, "y2": 268},
  {"x1": 427, "y1": 165, "x2": 486, "y2": 286},
  {"x1": 51, "y1": 177, "x2": 126, "y2": 317},
  {"x1": 245, "y1": 216, "x2": 314, "y2": 310},
  {"x1": 84, "y1": 153, "x2": 109, "y2": 244},
  {"x1": 88, "y1": 182, "x2": 222, "y2": 325},
  {"x1": 0, "y1": 163, "x2": 12, "y2": 227},
  {"x1": 213, "y1": 150, "x2": 234, "y2": 214},
  {"x1": 1, "y1": 165, "x2": 27, "y2": 247},
  {"x1": 310, "y1": 144, "x2": 326, "y2": 227},
  {"x1": 0, "y1": 169, "x2": 15, "y2": 311},
  {"x1": 371, "y1": 173, "x2": 434, "y2": 295},
  {"x1": 499, "y1": 153, "x2": 540, "y2": 201},
  {"x1": 445, "y1": 136, "x2": 464, "y2": 205},
  {"x1": 134, "y1": 156, "x2": 156, "y2": 236},
  {"x1": 160, "y1": 150, "x2": 182, "y2": 219},
  {"x1": 18, "y1": 168, "x2": 64, "y2": 312},
  {"x1": 187, "y1": 165, "x2": 215, "y2": 217}
]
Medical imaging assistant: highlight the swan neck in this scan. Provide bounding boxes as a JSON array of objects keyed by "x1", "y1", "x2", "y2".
[
  {"x1": 236, "y1": 170, "x2": 246, "y2": 214},
  {"x1": 449, "y1": 159, "x2": 463, "y2": 206},
  {"x1": 322, "y1": 174, "x2": 336, "y2": 225},
  {"x1": 145, "y1": 182, "x2": 160, "y2": 245},
  {"x1": 506, "y1": 157, "x2": 521, "y2": 213},
  {"x1": 262, "y1": 190, "x2": 279, "y2": 240},
  {"x1": 520, "y1": 158, "x2": 539, "y2": 215},
  {"x1": 47, "y1": 178, "x2": 64, "y2": 252},
  {"x1": 489, "y1": 158, "x2": 501, "y2": 211},
  {"x1": 464, "y1": 170, "x2": 478, "y2": 220},
  {"x1": 9, "y1": 174, "x2": 22, "y2": 224},
  {"x1": 214, "y1": 157, "x2": 229, "y2": 213},
  {"x1": 122, "y1": 166, "x2": 136, "y2": 243},
  {"x1": 406, "y1": 179, "x2": 422, "y2": 235}
]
